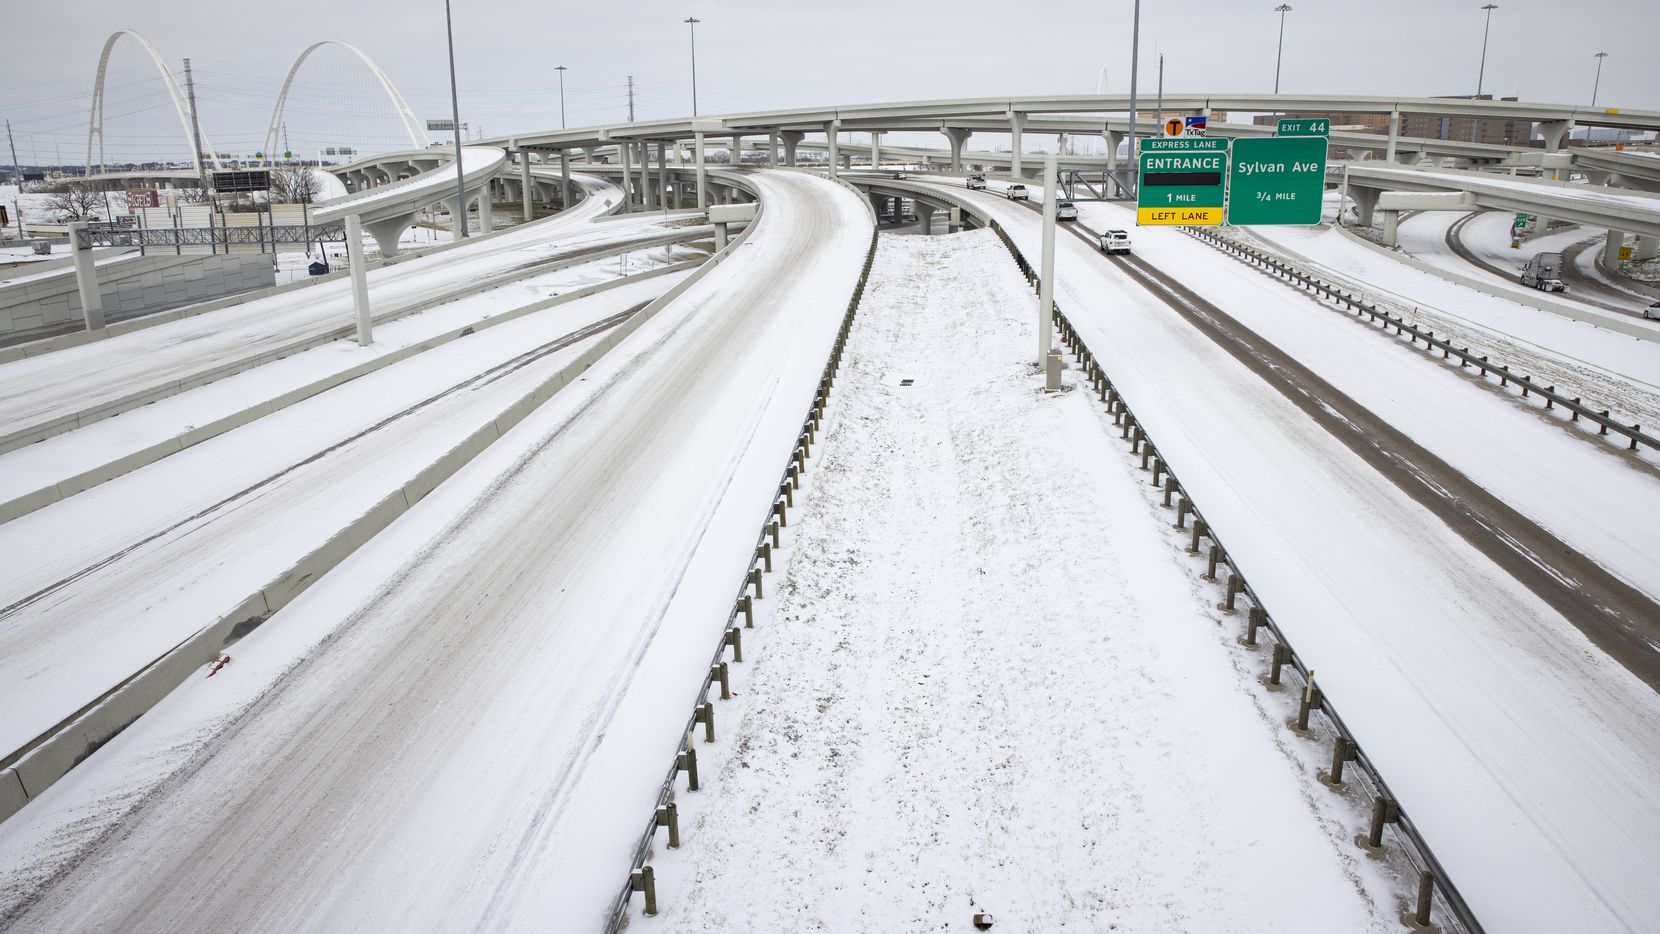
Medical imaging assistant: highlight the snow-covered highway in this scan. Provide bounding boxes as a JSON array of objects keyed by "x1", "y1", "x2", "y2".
[{"x1": 0, "y1": 168, "x2": 873, "y2": 932}]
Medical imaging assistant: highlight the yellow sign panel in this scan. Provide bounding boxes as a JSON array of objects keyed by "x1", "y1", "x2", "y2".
[
  {"x1": 1620, "y1": 246, "x2": 1634, "y2": 261},
  {"x1": 1138, "y1": 206, "x2": 1225, "y2": 225}
]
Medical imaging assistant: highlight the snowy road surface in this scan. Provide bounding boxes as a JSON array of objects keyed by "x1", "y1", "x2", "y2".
[
  {"x1": 0, "y1": 271, "x2": 681, "y2": 763},
  {"x1": 0, "y1": 174, "x2": 627, "y2": 451},
  {"x1": 1077, "y1": 201, "x2": 1660, "y2": 608},
  {"x1": 646, "y1": 230, "x2": 1398, "y2": 933},
  {"x1": 0, "y1": 169, "x2": 873, "y2": 932},
  {"x1": 905, "y1": 177, "x2": 1660, "y2": 933}
]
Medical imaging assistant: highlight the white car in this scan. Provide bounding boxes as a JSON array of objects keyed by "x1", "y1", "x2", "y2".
[
  {"x1": 1005, "y1": 184, "x2": 1029, "y2": 201},
  {"x1": 1099, "y1": 229, "x2": 1132, "y2": 254},
  {"x1": 966, "y1": 174, "x2": 987, "y2": 190},
  {"x1": 1645, "y1": 301, "x2": 1660, "y2": 321},
  {"x1": 1056, "y1": 201, "x2": 1079, "y2": 221}
]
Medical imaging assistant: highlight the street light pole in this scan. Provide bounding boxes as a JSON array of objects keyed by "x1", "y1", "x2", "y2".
[
  {"x1": 444, "y1": 0, "x2": 469, "y2": 238},
  {"x1": 1476, "y1": 4, "x2": 1498, "y2": 98},
  {"x1": 1273, "y1": 4, "x2": 1293, "y2": 95},
  {"x1": 684, "y1": 17, "x2": 701, "y2": 117},
  {"x1": 555, "y1": 65, "x2": 568, "y2": 129},
  {"x1": 1591, "y1": 51, "x2": 1609, "y2": 106},
  {"x1": 1127, "y1": 0, "x2": 1140, "y2": 197}
]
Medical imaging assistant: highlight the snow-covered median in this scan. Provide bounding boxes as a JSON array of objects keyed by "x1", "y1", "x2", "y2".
[{"x1": 642, "y1": 230, "x2": 1398, "y2": 933}]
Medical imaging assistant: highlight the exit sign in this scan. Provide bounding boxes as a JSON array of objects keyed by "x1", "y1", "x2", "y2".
[
  {"x1": 1227, "y1": 136, "x2": 1328, "y2": 225},
  {"x1": 1277, "y1": 118, "x2": 1330, "y2": 137}
]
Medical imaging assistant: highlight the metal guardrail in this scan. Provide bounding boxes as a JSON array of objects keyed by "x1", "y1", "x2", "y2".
[
  {"x1": 76, "y1": 222, "x2": 346, "y2": 250},
  {"x1": 1182, "y1": 225, "x2": 1658, "y2": 454},
  {"x1": 602, "y1": 227, "x2": 882, "y2": 932},
  {"x1": 985, "y1": 217, "x2": 1485, "y2": 934}
]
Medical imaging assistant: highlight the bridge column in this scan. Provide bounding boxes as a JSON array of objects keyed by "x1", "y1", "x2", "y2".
[
  {"x1": 561, "y1": 149, "x2": 573, "y2": 210},
  {"x1": 730, "y1": 136, "x2": 743, "y2": 167},
  {"x1": 944, "y1": 127, "x2": 971, "y2": 172},
  {"x1": 620, "y1": 141, "x2": 635, "y2": 210},
  {"x1": 363, "y1": 212, "x2": 418, "y2": 258},
  {"x1": 768, "y1": 129, "x2": 779, "y2": 167},
  {"x1": 67, "y1": 222, "x2": 106, "y2": 331},
  {"x1": 519, "y1": 152, "x2": 533, "y2": 223},
  {"x1": 948, "y1": 205, "x2": 963, "y2": 233},
  {"x1": 1009, "y1": 111, "x2": 1026, "y2": 180},
  {"x1": 916, "y1": 203, "x2": 935, "y2": 234},
  {"x1": 1380, "y1": 209, "x2": 1400, "y2": 247},
  {"x1": 1348, "y1": 185, "x2": 1379, "y2": 227},
  {"x1": 1385, "y1": 108, "x2": 1400, "y2": 164},
  {"x1": 825, "y1": 121, "x2": 840, "y2": 179},
  {"x1": 1537, "y1": 120, "x2": 1574, "y2": 182},
  {"x1": 871, "y1": 131, "x2": 882, "y2": 171},
  {"x1": 780, "y1": 130, "x2": 804, "y2": 166},
  {"x1": 1103, "y1": 128, "x2": 1121, "y2": 174},
  {"x1": 694, "y1": 131, "x2": 708, "y2": 210},
  {"x1": 657, "y1": 142, "x2": 668, "y2": 209},
  {"x1": 1635, "y1": 235, "x2": 1659, "y2": 261},
  {"x1": 1600, "y1": 229, "x2": 1627, "y2": 270},
  {"x1": 476, "y1": 191, "x2": 493, "y2": 234}
]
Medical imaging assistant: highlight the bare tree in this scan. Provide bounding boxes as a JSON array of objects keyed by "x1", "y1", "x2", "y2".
[
  {"x1": 42, "y1": 181, "x2": 104, "y2": 221},
  {"x1": 172, "y1": 186, "x2": 213, "y2": 205},
  {"x1": 268, "y1": 165, "x2": 323, "y2": 204}
]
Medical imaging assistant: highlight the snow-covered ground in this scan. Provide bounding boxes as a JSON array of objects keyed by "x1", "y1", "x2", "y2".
[
  {"x1": 644, "y1": 230, "x2": 1399, "y2": 933},
  {"x1": 909, "y1": 176, "x2": 1660, "y2": 933}
]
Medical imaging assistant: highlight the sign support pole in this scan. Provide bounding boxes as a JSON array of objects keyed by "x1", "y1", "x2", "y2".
[
  {"x1": 345, "y1": 214, "x2": 372, "y2": 346},
  {"x1": 1039, "y1": 153, "x2": 1057, "y2": 366}
]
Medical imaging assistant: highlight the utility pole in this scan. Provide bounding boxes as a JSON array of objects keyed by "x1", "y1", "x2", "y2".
[
  {"x1": 628, "y1": 75, "x2": 636, "y2": 122},
  {"x1": 182, "y1": 58, "x2": 207, "y2": 187},
  {"x1": 684, "y1": 17, "x2": 701, "y2": 116},
  {"x1": 1474, "y1": 4, "x2": 1498, "y2": 142},
  {"x1": 1273, "y1": 5, "x2": 1293, "y2": 94},
  {"x1": 6, "y1": 119, "x2": 23, "y2": 239},
  {"x1": 1591, "y1": 51, "x2": 1609, "y2": 106},
  {"x1": 556, "y1": 65, "x2": 568, "y2": 128},
  {"x1": 444, "y1": 0, "x2": 469, "y2": 238},
  {"x1": 1127, "y1": 0, "x2": 1140, "y2": 197}
]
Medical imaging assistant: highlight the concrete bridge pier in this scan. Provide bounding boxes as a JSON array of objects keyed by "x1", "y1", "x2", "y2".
[
  {"x1": 1636, "y1": 235, "x2": 1659, "y2": 261},
  {"x1": 363, "y1": 211, "x2": 419, "y2": 258},
  {"x1": 871, "y1": 131, "x2": 882, "y2": 171},
  {"x1": 948, "y1": 205, "x2": 963, "y2": 233},
  {"x1": 1103, "y1": 128, "x2": 1121, "y2": 175},
  {"x1": 825, "y1": 121, "x2": 840, "y2": 179},
  {"x1": 1600, "y1": 229, "x2": 1627, "y2": 270},
  {"x1": 916, "y1": 202, "x2": 936, "y2": 234},
  {"x1": 1381, "y1": 209, "x2": 1401, "y2": 248},
  {"x1": 561, "y1": 149, "x2": 573, "y2": 211},
  {"x1": 695, "y1": 131, "x2": 709, "y2": 209},
  {"x1": 1009, "y1": 110, "x2": 1027, "y2": 179},
  {"x1": 519, "y1": 153, "x2": 533, "y2": 222},
  {"x1": 780, "y1": 130, "x2": 804, "y2": 166},
  {"x1": 1385, "y1": 109, "x2": 1400, "y2": 164},
  {"x1": 619, "y1": 142, "x2": 635, "y2": 210},
  {"x1": 944, "y1": 127, "x2": 971, "y2": 172},
  {"x1": 767, "y1": 130, "x2": 780, "y2": 167},
  {"x1": 1348, "y1": 185, "x2": 1380, "y2": 227}
]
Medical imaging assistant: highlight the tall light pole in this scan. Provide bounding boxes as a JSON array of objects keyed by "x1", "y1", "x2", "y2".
[
  {"x1": 684, "y1": 17, "x2": 701, "y2": 117},
  {"x1": 555, "y1": 65, "x2": 568, "y2": 129},
  {"x1": 1475, "y1": 4, "x2": 1498, "y2": 97},
  {"x1": 1591, "y1": 51, "x2": 1609, "y2": 106},
  {"x1": 1273, "y1": 5, "x2": 1293, "y2": 95},
  {"x1": 444, "y1": 0, "x2": 469, "y2": 238},
  {"x1": 1127, "y1": 0, "x2": 1141, "y2": 197}
]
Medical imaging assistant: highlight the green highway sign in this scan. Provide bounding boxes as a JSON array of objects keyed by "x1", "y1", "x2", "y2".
[
  {"x1": 1226, "y1": 136, "x2": 1329, "y2": 226},
  {"x1": 1276, "y1": 118, "x2": 1330, "y2": 137},
  {"x1": 1137, "y1": 137, "x2": 1228, "y2": 226}
]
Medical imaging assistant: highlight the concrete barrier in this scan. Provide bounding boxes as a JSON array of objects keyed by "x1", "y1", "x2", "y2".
[{"x1": 0, "y1": 178, "x2": 766, "y2": 827}]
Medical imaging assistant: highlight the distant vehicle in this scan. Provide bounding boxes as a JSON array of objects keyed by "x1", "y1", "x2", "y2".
[
  {"x1": 1645, "y1": 301, "x2": 1660, "y2": 321},
  {"x1": 1005, "y1": 184, "x2": 1029, "y2": 201},
  {"x1": 1056, "y1": 201, "x2": 1079, "y2": 221},
  {"x1": 1520, "y1": 252, "x2": 1569, "y2": 292},
  {"x1": 892, "y1": 171, "x2": 908, "y2": 180},
  {"x1": 966, "y1": 174, "x2": 987, "y2": 190},
  {"x1": 1099, "y1": 229, "x2": 1132, "y2": 254}
]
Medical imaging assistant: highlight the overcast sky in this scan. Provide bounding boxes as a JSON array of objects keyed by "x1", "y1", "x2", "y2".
[{"x1": 4, "y1": 0, "x2": 1655, "y2": 163}]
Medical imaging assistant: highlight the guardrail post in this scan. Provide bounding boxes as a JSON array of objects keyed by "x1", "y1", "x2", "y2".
[
  {"x1": 1240, "y1": 605, "x2": 1264, "y2": 648},
  {"x1": 769, "y1": 520, "x2": 780, "y2": 550},
  {"x1": 1175, "y1": 497, "x2": 1191, "y2": 529},
  {"x1": 679, "y1": 742, "x2": 700, "y2": 791},
  {"x1": 1413, "y1": 870, "x2": 1434, "y2": 928},
  {"x1": 1269, "y1": 642, "x2": 1289, "y2": 686},
  {"x1": 750, "y1": 567, "x2": 764, "y2": 600},
  {"x1": 631, "y1": 866, "x2": 658, "y2": 916},
  {"x1": 1222, "y1": 573, "x2": 1241, "y2": 612},
  {"x1": 739, "y1": 594, "x2": 754, "y2": 627},
  {"x1": 657, "y1": 802, "x2": 681, "y2": 848},
  {"x1": 1324, "y1": 736, "x2": 1353, "y2": 787},
  {"x1": 697, "y1": 702, "x2": 716, "y2": 742},
  {"x1": 1189, "y1": 519, "x2": 1206, "y2": 554},
  {"x1": 726, "y1": 626, "x2": 743, "y2": 663},
  {"x1": 1296, "y1": 680, "x2": 1323, "y2": 732},
  {"x1": 713, "y1": 661, "x2": 731, "y2": 699},
  {"x1": 758, "y1": 542, "x2": 772, "y2": 573},
  {"x1": 1203, "y1": 545, "x2": 1221, "y2": 581},
  {"x1": 1360, "y1": 796, "x2": 1397, "y2": 851}
]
